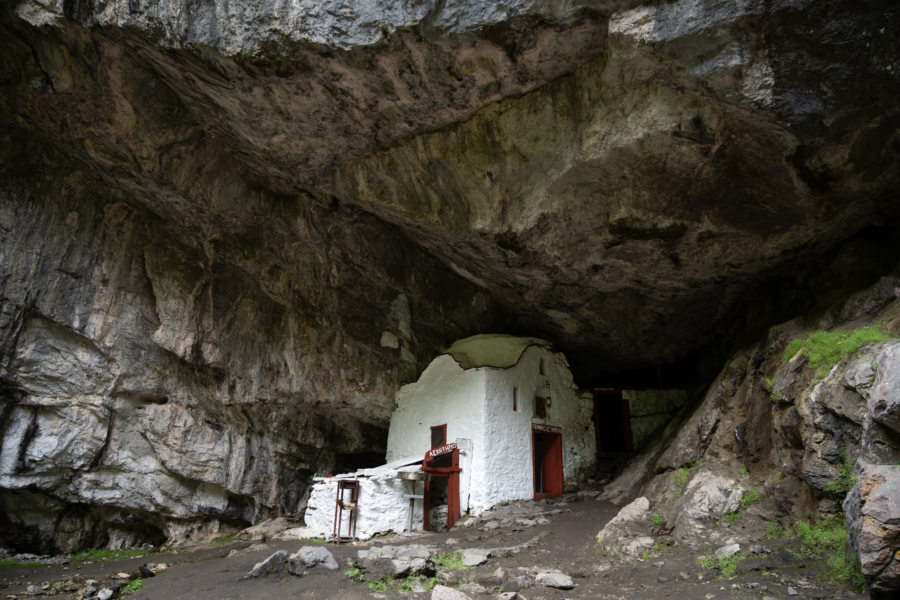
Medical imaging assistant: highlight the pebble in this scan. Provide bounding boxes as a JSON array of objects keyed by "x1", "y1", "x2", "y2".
[
  {"x1": 788, "y1": 586, "x2": 798, "y2": 596},
  {"x1": 96, "y1": 589, "x2": 113, "y2": 600}
]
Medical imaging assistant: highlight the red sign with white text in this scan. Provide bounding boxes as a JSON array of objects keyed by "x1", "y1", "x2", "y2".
[{"x1": 426, "y1": 443, "x2": 458, "y2": 459}]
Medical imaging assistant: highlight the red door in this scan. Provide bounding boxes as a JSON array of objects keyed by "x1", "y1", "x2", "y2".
[{"x1": 533, "y1": 427, "x2": 563, "y2": 499}]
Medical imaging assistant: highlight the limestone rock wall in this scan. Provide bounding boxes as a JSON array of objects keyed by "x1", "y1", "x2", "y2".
[
  {"x1": 601, "y1": 274, "x2": 900, "y2": 596},
  {"x1": 0, "y1": 171, "x2": 506, "y2": 552},
  {"x1": 1, "y1": 0, "x2": 899, "y2": 554}
]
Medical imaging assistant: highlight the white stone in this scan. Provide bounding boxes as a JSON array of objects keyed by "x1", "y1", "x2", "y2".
[
  {"x1": 460, "y1": 550, "x2": 489, "y2": 567},
  {"x1": 431, "y1": 584, "x2": 472, "y2": 600},
  {"x1": 535, "y1": 569, "x2": 574, "y2": 589},
  {"x1": 714, "y1": 543, "x2": 740, "y2": 559}
]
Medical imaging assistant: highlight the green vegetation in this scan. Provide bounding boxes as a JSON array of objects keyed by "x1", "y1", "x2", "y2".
[
  {"x1": 824, "y1": 449, "x2": 858, "y2": 500},
  {"x1": 674, "y1": 462, "x2": 699, "y2": 489},
  {"x1": 432, "y1": 552, "x2": 467, "y2": 571},
  {"x1": 368, "y1": 578, "x2": 390, "y2": 593},
  {"x1": 698, "y1": 553, "x2": 744, "y2": 578},
  {"x1": 69, "y1": 549, "x2": 151, "y2": 564},
  {"x1": 121, "y1": 578, "x2": 143, "y2": 596},
  {"x1": 651, "y1": 513, "x2": 664, "y2": 527},
  {"x1": 721, "y1": 486, "x2": 759, "y2": 526},
  {"x1": 0, "y1": 557, "x2": 45, "y2": 569},
  {"x1": 397, "y1": 574, "x2": 438, "y2": 592},
  {"x1": 792, "y1": 518, "x2": 864, "y2": 588},
  {"x1": 345, "y1": 567, "x2": 365, "y2": 582},
  {"x1": 783, "y1": 326, "x2": 890, "y2": 377},
  {"x1": 213, "y1": 535, "x2": 235, "y2": 544},
  {"x1": 739, "y1": 465, "x2": 750, "y2": 477},
  {"x1": 767, "y1": 522, "x2": 781, "y2": 539},
  {"x1": 298, "y1": 537, "x2": 326, "y2": 545}
]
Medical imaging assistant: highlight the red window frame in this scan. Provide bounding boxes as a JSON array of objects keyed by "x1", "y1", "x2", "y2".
[{"x1": 430, "y1": 424, "x2": 447, "y2": 448}]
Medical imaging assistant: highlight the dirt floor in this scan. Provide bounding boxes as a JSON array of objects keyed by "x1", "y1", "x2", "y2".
[{"x1": 0, "y1": 494, "x2": 867, "y2": 600}]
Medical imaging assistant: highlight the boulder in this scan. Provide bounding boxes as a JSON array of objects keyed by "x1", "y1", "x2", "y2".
[
  {"x1": 843, "y1": 464, "x2": 900, "y2": 598},
  {"x1": 460, "y1": 549, "x2": 489, "y2": 567},
  {"x1": 243, "y1": 550, "x2": 289, "y2": 579},
  {"x1": 535, "y1": 569, "x2": 575, "y2": 589},
  {"x1": 596, "y1": 497, "x2": 655, "y2": 558},
  {"x1": 673, "y1": 470, "x2": 745, "y2": 543},
  {"x1": 431, "y1": 584, "x2": 471, "y2": 600},
  {"x1": 287, "y1": 546, "x2": 338, "y2": 575}
]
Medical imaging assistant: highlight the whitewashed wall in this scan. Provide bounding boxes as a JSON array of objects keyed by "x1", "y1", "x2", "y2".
[
  {"x1": 478, "y1": 346, "x2": 595, "y2": 512},
  {"x1": 307, "y1": 337, "x2": 596, "y2": 538},
  {"x1": 386, "y1": 354, "x2": 486, "y2": 514},
  {"x1": 304, "y1": 466, "x2": 426, "y2": 540}
]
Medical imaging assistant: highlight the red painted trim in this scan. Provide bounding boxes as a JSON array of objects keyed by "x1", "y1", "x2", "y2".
[
  {"x1": 532, "y1": 425, "x2": 563, "y2": 500},
  {"x1": 431, "y1": 424, "x2": 447, "y2": 448},
  {"x1": 422, "y1": 446, "x2": 461, "y2": 531}
]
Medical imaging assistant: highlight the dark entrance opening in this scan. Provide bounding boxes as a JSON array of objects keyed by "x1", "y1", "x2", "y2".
[
  {"x1": 422, "y1": 444, "x2": 461, "y2": 531},
  {"x1": 593, "y1": 389, "x2": 632, "y2": 456},
  {"x1": 532, "y1": 427, "x2": 563, "y2": 499}
]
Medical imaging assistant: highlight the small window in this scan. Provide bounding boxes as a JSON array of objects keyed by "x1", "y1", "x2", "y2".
[
  {"x1": 513, "y1": 387, "x2": 518, "y2": 412},
  {"x1": 539, "y1": 358, "x2": 545, "y2": 375},
  {"x1": 431, "y1": 424, "x2": 447, "y2": 448},
  {"x1": 535, "y1": 396, "x2": 547, "y2": 419}
]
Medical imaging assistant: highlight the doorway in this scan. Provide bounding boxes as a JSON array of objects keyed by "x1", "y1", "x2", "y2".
[
  {"x1": 593, "y1": 389, "x2": 632, "y2": 456},
  {"x1": 532, "y1": 426, "x2": 563, "y2": 499},
  {"x1": 422, "y1": 445, "x2": 461, "y2": 531}
]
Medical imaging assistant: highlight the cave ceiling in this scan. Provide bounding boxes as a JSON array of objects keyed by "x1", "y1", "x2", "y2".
[{"x1": 2, "y1": 0, "x2": 899, "y2": 384}]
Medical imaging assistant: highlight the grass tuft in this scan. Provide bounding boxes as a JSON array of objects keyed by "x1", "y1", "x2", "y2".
[
  {"x1": 432, "y1": 552, "x2": 467, "y2": 570},
  {"x1": 783, "y1": 326, "x2": 889, "y2": 376},
  {"x1": 698, "y1": 553, "x2": 744, "y2": 578},
  {"x1": 121, "y1": 578, "x2": 143, "y2": 596}
]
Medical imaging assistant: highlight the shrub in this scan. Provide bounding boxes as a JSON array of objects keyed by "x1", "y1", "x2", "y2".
[{"x1": 698, "y1": 553, "x2": 744, "y2": 578}]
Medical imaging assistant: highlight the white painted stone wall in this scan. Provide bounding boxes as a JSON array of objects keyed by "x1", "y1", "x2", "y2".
[
  {"x1": 478, "y1": 346, "x2": 595, "y2": 512},
  {"x1": 306, "y1": 336, "x2": 596, "y2": 539},
  {"x1": 304, "y1": 462, "x2": 426, "y2": 541},
  {"x1": 386, "y1": 354, "x2": 486, "y2": 515},
  {"x1": 388, "y1": 338, "x2": 595, "y2": 515}
]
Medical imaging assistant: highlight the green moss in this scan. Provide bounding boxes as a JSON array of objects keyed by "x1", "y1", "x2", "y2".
[
  {"x1": 0, "y1": 557, "x2": 44, "y2": 569},
  {"x1": 432, "y1": 552, "x2": 467, "y2": 571},
  {"x1": 824, "y1": 449, "x2": 858, "y2": 500},
  {"x1": 213, "y1": 535, "x2": 235, "y2": 544},
  {"x1": 783, "y1": 326, "x2": 890, "y2": 376},
  {"x1": 69, "y1": 549, "x2": 151, "y2": 564},
  {"x1": 345, "y1": 567, "x2": 365, "y2": 582}
]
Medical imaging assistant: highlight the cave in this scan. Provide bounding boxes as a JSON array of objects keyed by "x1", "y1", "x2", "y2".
[{"x1": 1, "y1": 1, "x2": 899, "y2": 596}]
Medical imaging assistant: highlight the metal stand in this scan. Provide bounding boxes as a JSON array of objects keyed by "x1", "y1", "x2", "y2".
[{"x1": 332, "y1": 479, "x2": 359, "y2": 544}]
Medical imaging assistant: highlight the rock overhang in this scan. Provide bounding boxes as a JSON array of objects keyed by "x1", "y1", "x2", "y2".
[{"x1": 1, "y1": 0, "x2": 900, "y2": 550}]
